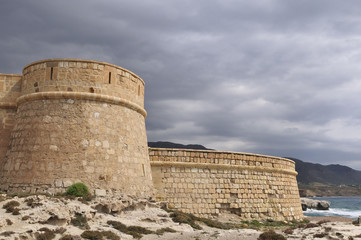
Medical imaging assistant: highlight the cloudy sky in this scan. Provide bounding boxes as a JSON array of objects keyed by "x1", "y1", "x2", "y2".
[{"x1": 2, "y1": 1, "x2": 361, "y2": 169}]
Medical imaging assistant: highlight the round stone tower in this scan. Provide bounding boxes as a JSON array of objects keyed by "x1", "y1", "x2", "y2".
[{"x1": 0, "y1": 59, "x2": 153, "y2": 197}]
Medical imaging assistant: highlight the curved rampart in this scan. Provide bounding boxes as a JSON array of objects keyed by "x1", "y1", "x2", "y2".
[
  {"x1": 0, "y1": 59, "x2": 153, "y2": 197},
  {"x1": 149, "y1": 148, "x2": 303, "y2": 221}
]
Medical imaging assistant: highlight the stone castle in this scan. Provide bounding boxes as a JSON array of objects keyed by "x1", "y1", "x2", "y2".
[{"x1": 0, "y1": 59, "x2": 303, "y2": 221}]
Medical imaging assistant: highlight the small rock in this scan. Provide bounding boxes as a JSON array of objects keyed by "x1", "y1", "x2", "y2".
[
  {"x1": 94, "y1": 189, "x2": 107, "y2": 197},
  {"x1": 300, "y1": 198, "x2": 330, "y2": 210}
]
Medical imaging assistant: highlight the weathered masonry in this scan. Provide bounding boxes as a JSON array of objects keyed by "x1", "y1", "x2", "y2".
[
  {"x1": 0, "y1": 59, "x2": 153, "y2": 197},
  {"x1": 0, "y1": 59, "x2": 303, "y2": 221},
  {"x1": 149, "y1": 148, "x2": 303, "y2": 221}
]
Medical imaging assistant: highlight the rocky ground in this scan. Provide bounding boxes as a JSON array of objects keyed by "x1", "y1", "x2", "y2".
[{"x1": 0, "y1": 194, "x2": 360, "y2": 239}]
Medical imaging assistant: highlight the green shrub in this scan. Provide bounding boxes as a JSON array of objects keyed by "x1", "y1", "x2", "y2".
[{"x1": 66, "y1": 183, "x2": 89, "y2": 197}]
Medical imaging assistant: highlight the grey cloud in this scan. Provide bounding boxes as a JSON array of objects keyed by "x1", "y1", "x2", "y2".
[{"x1": 2, "y1": 0, "x2": 361, "y2": 168}]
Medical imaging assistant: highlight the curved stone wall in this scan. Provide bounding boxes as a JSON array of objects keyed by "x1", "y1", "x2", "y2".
[
  {"x1": 21, "y1": 59, "x2": 145, "y2": 107},
  {"x1": 0, "y1": 59, "x2": 153, "y2": 197},
  {"x1": 149, "y1": 148, "x2": 303, "y2": 221},
  {"x1": 0, "y1": 74, "x2": 21, "y2": 166}
]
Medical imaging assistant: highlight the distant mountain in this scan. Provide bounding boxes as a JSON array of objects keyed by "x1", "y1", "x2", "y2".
[
  {"x1": 287, "y1": 157, "x2": 361, "y2": 185},
  {"x1": 148, "y1": 141, "x2": 211, "y2": 150}
]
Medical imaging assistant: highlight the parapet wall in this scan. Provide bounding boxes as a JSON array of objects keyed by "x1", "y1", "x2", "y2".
[
  {"x1": 149, "y1": 148, "x2": 303, "y2": 221},
  {"x1": 21, "y1": 59, "x2": 145, "y2": 107}
]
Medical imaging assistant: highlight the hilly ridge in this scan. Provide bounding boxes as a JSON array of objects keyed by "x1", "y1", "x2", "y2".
[
  {"x1": 287, "y1": 157, "x2": 361, "y2": 185},
  {"x1": 148, "y1": 141, "x2": 212, "y2": 150}
]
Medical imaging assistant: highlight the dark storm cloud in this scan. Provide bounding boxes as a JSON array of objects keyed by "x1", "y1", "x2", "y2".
[{"x1": 2, "y1": 0, "x2": 361, "y2": 168}]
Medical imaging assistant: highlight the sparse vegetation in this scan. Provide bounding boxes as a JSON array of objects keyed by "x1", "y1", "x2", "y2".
[
  {"x1": 166, "y1": 209, "x2": 232, "y2": 230},
  {"x1": 107, "y1": 220, "x2": 153, "y2": 239},
  {"x1": 35, "y1": 227, "x2": 56, "y2": 240},
  {"x1": 59, "y1": 235, "x2": 76, "y2": 240},
  {"x1": 80, "y1": 231, "x2": 103, "y2": 240},
  {"x1": 3, "y1": 200, "x2": 20, "y2": 214},
  {"x1": 304, "y1": 223, "x2": 319, "y2": 229},
  {"x1": 25, "y1": 197, "x2": 43, "y2": 208},
  {"x1": 283, "y1": 227, "x2": 295, "y2": 234},
  {"x1": 70, "y1": 213, "x2": 89, "y2": 230},
  {"x1": 102, "y1": 231, "x2": 120, "y2": 240},
  {"x1": 164, "y1": 207, "x2": 309, "y2": 231},
  {"x1": 258, "y1": 230, "x2": 286, "y2": 240},
  {"x1": 314, "y1": 232, "x2": 328, "y2": 238},
  {"x1": 0, "y1": 231, "x2": 14, "y2": 237},
  {"x1": 81, "y1": 230, "x2": 121, "y2": 240},
  {"x1": 241, "y1": 219, "x2": 309, "y2": 230},
  {"x1": 168, "y1": 210, "x2": 202, "y2": 229},
  {"x1": 155, "y1": 227, "x2": 177, "y2": 235},
  {"x1": 66, "y1": 182, "x2": 89, "y2": 197},
  {"x1": 78, "y1": 193, "x2": 94, "y2": 204},
  {"x1": 317, "y1": 219, "x2": 330, "y2": 225}
]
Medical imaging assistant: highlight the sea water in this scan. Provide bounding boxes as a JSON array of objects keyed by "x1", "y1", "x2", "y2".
[{"x1": 303, "y1": 196, "x2": 361, "y2": 219}]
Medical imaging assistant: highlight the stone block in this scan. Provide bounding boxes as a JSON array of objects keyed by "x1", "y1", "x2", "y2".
[
  {"x1": 94, "y1": 189, "x2": 107, "y2": 196},
  {"x1": 54, "y1": 179, "x2": 63, "y2": 187}
]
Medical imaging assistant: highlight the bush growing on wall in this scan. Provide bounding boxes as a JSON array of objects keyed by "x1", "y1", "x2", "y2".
[{"x1": 66, "y1": 183, "x2": 89, "y2": 197}]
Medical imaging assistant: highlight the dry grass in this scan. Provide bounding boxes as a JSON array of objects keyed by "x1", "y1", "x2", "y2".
[
  {"x1": 3, "y1": 200, "x2": 20, "y2": 215},
  {"x1": 107, "y1": 220, "x2": 153, "y2": 239},
  {"x1": 70, "y1": 213, "x2": 89, "y2": 230},
  {"x1": 257, "y1": 230, "x2": 286, "y2": 240}
]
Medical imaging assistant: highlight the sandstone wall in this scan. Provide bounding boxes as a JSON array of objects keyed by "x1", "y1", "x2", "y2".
[
  {"x1": 149, "y1": 148, "x2": 303, "y2": 221},
  {"x1": 21, "y1": 59, "x2": 145, "y2": 107},
  {"x1": 0, "y1": 59, "x2": 153, "y2": 197},
  {"x1": 0, "y1": 74, "x2": 21, "y2": 166}
]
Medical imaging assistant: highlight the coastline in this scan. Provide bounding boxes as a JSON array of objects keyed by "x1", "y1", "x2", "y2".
[{"x1": 302, "y1": 196, "x2": 361, "y2": 220}]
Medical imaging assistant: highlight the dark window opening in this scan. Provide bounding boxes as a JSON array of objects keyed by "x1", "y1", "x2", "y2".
[
  {"x1": 50, "y1": 67, "x2": 53, "y2": 80},
  {"x1": 67, "y1": 87, "x2": 73, "y2": 92},
  {"x1": 34, "y1": 82, "x2": 38, "y2": 87},
  {"x1": 89, "y1": 87, "x2": 95, "y2": 93},
  {"x1": 138, "y1": 85, "x2": 140, "y2": 96},
  {"x1": 108, "y1": 72, "x2": 111, "y2": 84}
]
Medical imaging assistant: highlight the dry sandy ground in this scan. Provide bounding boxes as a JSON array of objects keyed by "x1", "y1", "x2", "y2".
[{"x1": 0, "y1": 194, "x2": 360, "y2": 240}]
